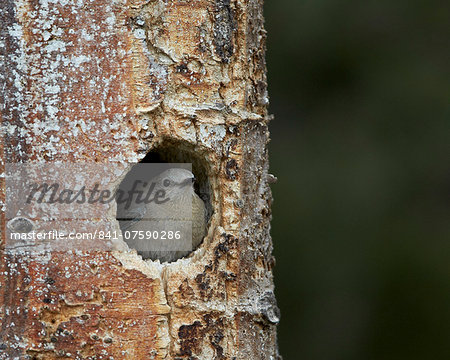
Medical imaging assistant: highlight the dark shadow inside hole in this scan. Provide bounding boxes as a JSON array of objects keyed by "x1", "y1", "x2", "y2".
[{"x1": 115, "y1": 142, "x2": 213, "y2": 261}]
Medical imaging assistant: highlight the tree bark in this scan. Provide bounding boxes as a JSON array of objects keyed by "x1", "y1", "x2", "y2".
[{"x1": 0, "y1": 0, "x2": 279, "y2": 358}]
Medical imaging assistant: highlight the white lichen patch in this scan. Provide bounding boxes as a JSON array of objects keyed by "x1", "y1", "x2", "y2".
[
  {"x1": 197, "y1": 123, "x2": 226, "y2": 150},
  {"x1": 3, "y1": 0, "x2": 139, "y2": 162}
]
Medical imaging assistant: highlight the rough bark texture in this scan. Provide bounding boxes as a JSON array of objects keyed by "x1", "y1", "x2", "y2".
[{"x1": 0, "y1": 0, "x2": 279, "y2": 358}]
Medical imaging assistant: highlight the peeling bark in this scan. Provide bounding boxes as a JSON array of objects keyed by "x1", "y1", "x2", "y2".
[{"x1": 0, "y1": 0, "x2": 279, "y2": 358}]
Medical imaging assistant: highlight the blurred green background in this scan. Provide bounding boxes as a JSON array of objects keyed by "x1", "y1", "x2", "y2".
[{"x1": 264, "y1": 1, "x2": 450, "y2": 359}]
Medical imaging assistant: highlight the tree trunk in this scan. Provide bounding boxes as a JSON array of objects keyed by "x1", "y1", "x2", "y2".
[{"x1": 0, "y1": 0, "x2": 279, "y2": 358}]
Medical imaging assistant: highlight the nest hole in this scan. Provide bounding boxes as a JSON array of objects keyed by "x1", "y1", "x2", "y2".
[{"x1": 115, "y1": 142, "x2": 213, "y2": 261}]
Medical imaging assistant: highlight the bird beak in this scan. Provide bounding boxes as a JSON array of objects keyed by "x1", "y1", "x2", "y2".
[{"x1": 181, "y1": 177, "x2": 196, "y2": 186}]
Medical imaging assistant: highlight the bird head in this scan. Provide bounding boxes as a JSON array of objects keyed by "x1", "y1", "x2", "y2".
[{"x1": 153, "y1": 168, "x2": 196, "y2": 198}]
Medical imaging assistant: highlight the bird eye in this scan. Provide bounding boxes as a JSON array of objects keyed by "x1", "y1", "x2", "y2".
[{"x1": 163, "y1": 179, "x2": 171, "y2": 187}]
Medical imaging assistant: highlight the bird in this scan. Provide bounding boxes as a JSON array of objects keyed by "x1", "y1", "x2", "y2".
[{"x1": 117, "y1": 168, "x2": 206, "y2": 263}]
